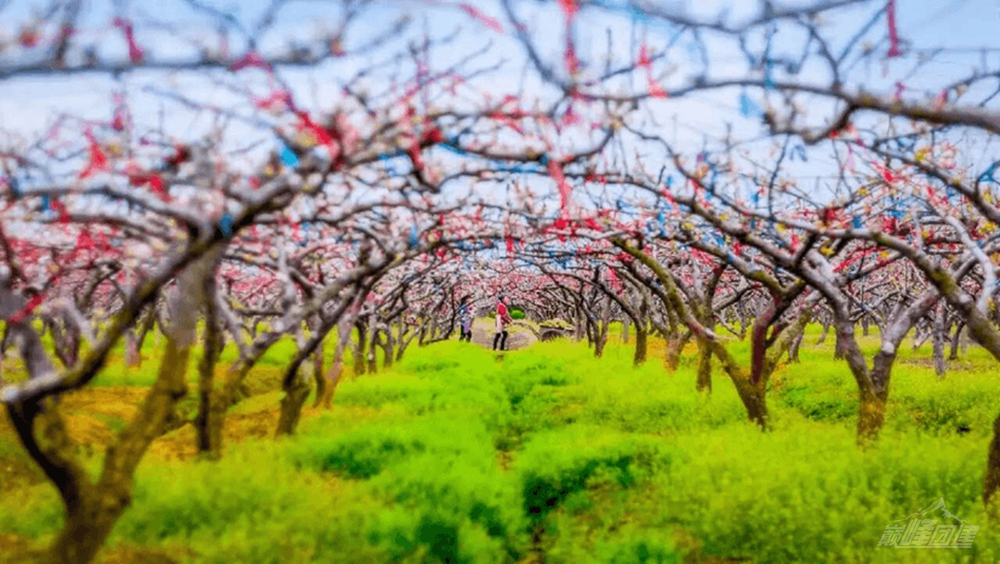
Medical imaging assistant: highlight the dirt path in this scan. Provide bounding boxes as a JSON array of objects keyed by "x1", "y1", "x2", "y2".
[{"x1": 469, "y1": 319, "x2": 537, "y2": 351}]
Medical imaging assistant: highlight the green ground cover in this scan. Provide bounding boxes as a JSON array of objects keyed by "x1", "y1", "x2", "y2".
[{"x1": 2, "y1": 327, "x2": 999, "y2": 563}]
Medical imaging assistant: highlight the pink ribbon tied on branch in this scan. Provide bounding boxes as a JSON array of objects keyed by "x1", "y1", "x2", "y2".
[
  {"x1": 637, "y1": 43, "x2": 667, "y2": 99},
  {"x1": 558, "y1": 0, "x2": 580, "y2": 76},
  {"x1": 887, "y1": 0, "x2": 901, "y2": 58},
  {"x1": 230, "y1": 50, "x2": 271, "y2": 72},
  {"x1": 112, "y1": 17, "x2": 144, "y2": 64},
  {"x1": 459, "y1": 4, "x2": 504, "y2": 33},
  {"x1": 547, "y1": 157, "x2": 573, "y2": 217}
]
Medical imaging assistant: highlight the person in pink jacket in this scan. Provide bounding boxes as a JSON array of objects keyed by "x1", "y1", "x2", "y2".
[{"x1": 493, "y1": 294, "x2": 513, "y2": 351}]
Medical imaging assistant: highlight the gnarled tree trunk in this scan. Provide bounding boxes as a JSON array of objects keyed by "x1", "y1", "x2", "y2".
[
  {"x1": 695, "y1": 338, "x2": 712, "y2": 393},
  {"x1": 632, "y1": 326, "x2": 647, "y2": 366},
  {"x1": 276, "y1": 368, "x2": 311, "y2": 437},
  {"x1": 949, "y1": 321, "x2": 964, "y2": 361},
  {"x1": 857, "y1": 388, "x2": 888, "y2": 443},
  {"x1": 33, "y1": 251, "x2": 216, "y2": 564},
  {"x1": 353, "y1": 319, "x2": 367, "y2": 376},
  {"x1": 932, "y1": 306, "x2": 947, "y2": 377},
  {"x1": 195, "y1": 279, "x2": 223, "y2": 457}
]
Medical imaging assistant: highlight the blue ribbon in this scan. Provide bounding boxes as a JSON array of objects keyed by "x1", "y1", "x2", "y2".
[
  {"x1": 298, "y1": 221, "x2": 311, "y2": 247},
  {"x1": 409, "y1": 224, "x2": 419, "y2": 249},
  {"x1": 439, "y1": 144, "x2": 467, "y2": 156},
  {"x1": 979, "y1": 163, "x2": 998, "y2": 183},
  {"x1": 739, "y1": 92, "x2": 761, "y2": 117},
  {"x1": 791, "y1": 145, "x2": 808, "y2": 161},
  {"x1": 280, "y1": 145, "x2": 299, "y2": 167},
  {"x1": 220, "y1": 213, "x2": 234, "y2": 238},
  {"x1": 379, "y1": 153, "x2": 397, "y2": 176}
]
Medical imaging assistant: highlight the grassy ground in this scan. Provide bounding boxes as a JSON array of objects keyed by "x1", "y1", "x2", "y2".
[{"x1": 2, "y1": 325, "x2": 1000, "y2": 563}]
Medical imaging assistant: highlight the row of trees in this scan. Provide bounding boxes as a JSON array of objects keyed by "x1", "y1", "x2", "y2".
[{"x1": 2, "y1": 0, "x2": 1000, "y2": 562}]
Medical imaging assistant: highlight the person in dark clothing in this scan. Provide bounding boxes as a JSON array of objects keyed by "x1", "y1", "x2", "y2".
[{"x1": 457, "y1": 295, "x2": 473, "y2": 342}]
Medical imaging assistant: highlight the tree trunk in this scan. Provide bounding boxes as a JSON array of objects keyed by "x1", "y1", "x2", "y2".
[
  {"x1": 714, "y1": 362, "x2": 766, "y2": 429},
  {"x1": 695, "y1": 338, "x2": 712, "y2": 393},
  {"x1": 622, "y1": 317, "x2": 630, "y2": 343},
  {"x1": 932, "y1": 307, "x2": 947, "y2": 378},
  {"x1": 49, "y1": 329, "x2": 194, "y2": 563},
  {"x1": 736, "y1": 385, "x2": 767, "y2": 429},
  {"x1": 353, "y1": 321, "x2": 367, "y2": 376},
  {"x1": 593, "y1": 321, "x2": 607, "y2": 358},
  {"x1": 43, "y1": 251, "x2": 215, "y2": 564},
  {"x1": 632, "y1": 327, "x2": 646, "y2": 366},
  {"x1": 816, "y1": 321, "x2": 830, "y2": 345},
  {"x1": 49, "y1": 487, "x2": 126, "y2": 564},
  {"x1": 317, "y1": 319, "x2": 352, "y2": 409},
  {"x1": 949, "y1": 322, "x2": 964, "y2": 360},
  {"x1": 125, "y1": 309, "x2": 156, "y2": 369},
  {"x1": 856, "y1": 389, "x2": 888, "y2": 445},
  {"x1": 381, "y1": 331, "x2": 394, "y2": 370},
  {"x1": 833, "y1": 334, "x2": 846, "y2": 360},
  {"x1": 984, "y1": 413, "x2": 1000, "y2": 516},
  {"x1": 366, "y1": 326, "x2": 379, "y2": 374},
  {"x1": 195, "y1": 307, "x2": 222, "y2": 457},
  {"x1": 124, "y1": 330, "x2": 140, "y2": 368},
  {"x1": 787, "y1": 330, "x2": 803, "y2": 363},
  {"x1": 312, "y1": 348, "x2": 327, "y2": 408},
  {"x1": 663, "y1": 336, "x2": 682, "y2": 372},
  {"x1": 276, "y1": 369, "x2": 311, "y2": 437}
]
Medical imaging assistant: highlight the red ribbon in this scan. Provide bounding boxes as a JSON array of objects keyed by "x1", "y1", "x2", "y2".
[
  {"x1": 295, "y1": 111, "x2": 340, "y2": 160},
  {"x1": 78, "y1": 130, "x2": 109, "y2": 179},
  {"x1": 49, "y1": 197, "x2": 71, "y2": 223},
  {"x1": 637, "y1": 43, "x2": 667, "y2": 99},
  {"x1": 9, "y1": 294, "x2": 43, "y2": 324},
  {"x1": 558, "y1": 0, "x2": 578, "y2": 21},
  {"x1": 129, "y1": 172, "x2": 170, "y2": 201},
  {"x1": 111, "y1": 92, "x2": 130, "y2": 131}
]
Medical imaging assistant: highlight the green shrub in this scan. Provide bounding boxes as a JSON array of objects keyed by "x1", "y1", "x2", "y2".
[
  {"x1": 591, "y1": 533, "x2": 680, "y2": 564},
  {"x1": 516, "y1": 425, "x2": 673, "y2": 521},
  {"x1": 364, "y1": 455, "x2": 527, "y2": 562},
  {"x1": 291, "y1": 415, "x2": 494, "y2": 479},
  {"x1": 653, "y1": 424, "x2": 996, "y2": 563}
]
